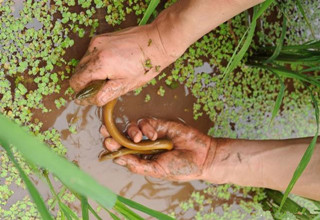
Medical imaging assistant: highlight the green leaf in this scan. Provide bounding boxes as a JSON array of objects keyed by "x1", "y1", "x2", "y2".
[
  {"x1": 278, "y1": 90, "x2": 319, "y2": 212},
  {"x1": 265, "y1": 16, "x2": 287, "y2": 63},
  {"x1": 88, "y1": 205, "x2": 103, "y2": 220},
  {"x1": 223, "y1": 18, "x2": 256, "y2": 77},
  {"x1": 269, "y1": 71, "x2": 285, "y2": 123},
  {"x1": 1, "y1": 146, "x2": 54, "y2": 220},
  {"x1": 80, "y1": 196, "x2": 89, "y2": 220},
  {"x1": 44, "y1": 172, "x2": 78, "y2": 220},
  {"x1": 296, "y1": 0, "x2": 316, "y2": 39},
  {"x1": 114, "y1": 201, "x2": 144, "y2": 220},
  {"x1": 138, "y1": 0, "x2": 160, "y2": 25},
  {"x1": 252, "y1": 0, "x2": 275, "y2": 21},
  {"x1": 107, "y1": 210, "x2": 121, "y2": 220},
  {"x1": 118, "y1": 196, "x2": 174, "y2": 220},
  {"x1": 0, "y1": 113, "x2": 117, "y2": 209},
  {"x1": 224, "y1": 0, "x2": 275, "y2": 77}
]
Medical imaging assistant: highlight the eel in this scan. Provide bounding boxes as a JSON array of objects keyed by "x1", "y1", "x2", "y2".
[{"x1": 75, "y1": 80, "x2": 173, "y2": 160}]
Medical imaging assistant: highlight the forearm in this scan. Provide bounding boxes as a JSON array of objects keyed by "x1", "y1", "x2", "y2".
[
  {"x1": 153, "y1": 0, "x2": 264, "y2": 58},
  {"x1": 203, "y1": 137, "x2": 320, "y2": 200}
]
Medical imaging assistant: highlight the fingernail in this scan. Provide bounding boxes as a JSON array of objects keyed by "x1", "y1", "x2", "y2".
[
  {"x1": 114, "y1": 158, "x2": 126, "y2": 166},
  {"x1": 131, "y1": 131, "x2": 137, "y2": 139},
  {"x1": 147, "y1": 131, "x2": 154, "y2": 140}
]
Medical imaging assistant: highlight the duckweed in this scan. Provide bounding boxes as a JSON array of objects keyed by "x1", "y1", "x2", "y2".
[
  {"x1": 1, "y1": 0, "x2": 319, "y2": 218},
  {"x1": 0, "y1": 0, "x2": 161, "y2": 218}
]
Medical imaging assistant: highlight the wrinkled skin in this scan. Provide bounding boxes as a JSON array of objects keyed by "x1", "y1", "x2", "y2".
[
  {"x1": 70, "y1": 24, "x2": 178, "y2": 106},
  {"x1": 100, "y1": 118, "x2": 217, "y2": 181}
]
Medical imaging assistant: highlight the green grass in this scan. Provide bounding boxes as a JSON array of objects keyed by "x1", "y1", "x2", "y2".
[
  {"x1": 250, "y1": 35, "x2": 320, "y2": 211},
  {"x1": 0, "y1": 109, "x2": 173, "y2": 219}
]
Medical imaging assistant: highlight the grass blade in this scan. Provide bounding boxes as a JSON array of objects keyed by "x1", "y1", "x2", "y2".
[
  {"x1": 296, "y1": 0, "x2": 316, "y2": 39},
  {"x1": 1, "y1": 145, "x2": 54, "y2": 220},
  {"x1": 114, "y1": 201, "x2": 144, "y2": 220},
  {"x1": 269, "y1": 72, "x2": 285, "y2": 123},
  {"x1": 44, "y1": 172, "x2": 78, "y2": 220},
  {"x1": 80, "y1": 196, "x2": 89, "y2": 220},
  {"x1": 107, "y1": 210, "x2": 121, "y2": 220},
  {"x1": 263, "y1": 65, "x2": 320, "y2": 88},
  {"x1": 224, "y1": 0, "x2": 275, "y2": 77},
  {"x1": 265, "y1": 16, "x2": 287, "y2": 63},
  {"x1": 88, "y1": 205, "x2": 103, "y2": 220},
  {"x1": 139, "y1": 0, "x2": 160, "y2": 26},
  {"x1": 118, "y1": 195, "x2": 174, "y2": 220},
  {"x1": 264, "y1": 189, "x2": 315, "y2": 219},
  {"x1": 223, "y1": 18, "x2": 257, "y2": 76},
  {"x1": 300, "y1": 66, "x2": 320, "y2": 73},
  {"x1": 253, "y1": 0, "x2": 275, "y2": 21},
  {"x1": 278, "y1": 89, "x2": 319, "y2": 211},
  {"x1": 0, "y1": 113, "x2": 117, "y2": 209}
]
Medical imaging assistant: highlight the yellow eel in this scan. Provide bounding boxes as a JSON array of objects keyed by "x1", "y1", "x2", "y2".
[{"x1": 75, "y1": 80, "x2": 173, "y2": 160}]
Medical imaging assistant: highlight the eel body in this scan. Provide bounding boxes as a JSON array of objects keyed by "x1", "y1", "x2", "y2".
[{"x1": 75, "y1": 80, "x2": 173, "y2": 160}]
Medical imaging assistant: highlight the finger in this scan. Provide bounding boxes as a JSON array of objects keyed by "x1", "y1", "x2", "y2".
[
  {"x1": 69, "y1": 56, "x2": 107, "y2": 92},
  {"x1": 114, "y1": 155, "x2": 167, "y2": 179},
  {"x1": 138, "y1": 119, "x2": 157, "y2": 141},
  {"x1": 127, "y1": 122, "x2": 143, "y2": 143},
  {"x1": 143, "y1": 118, "x2": 187, "y2": 140},
  {"x1": 99, "y1": 125, "x2": 110, "y2": 138},
  {"x1": 104, "y1": 138, "x2": 121, "y2": 152}
]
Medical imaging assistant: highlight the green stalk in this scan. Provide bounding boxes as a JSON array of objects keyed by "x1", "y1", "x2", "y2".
[
  {"x1": 223, "y1": 0, "x2": 275, "y2": 77},
  {"x1": 0, "y1": 144, "x2": 54, "y2": 220},
  {"x1": 278, "y1": 90, "x2": 319, "y2": 212}
]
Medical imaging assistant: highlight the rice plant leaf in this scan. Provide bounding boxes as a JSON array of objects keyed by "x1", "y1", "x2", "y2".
[
  {"x1": 296, "y1": 0, "x2": 316, "y2": 39},
  {"x1": 265, "y1": 189, "x2": 315, "y2": 219},
  {"x1": 300, "y1": 66, "x2": 320, "y2": 73},
  {"x1": 44, "y1": 172, "x2": 78, "y2": 220},
  {"x1": 270, "y1": 75, "x2": 285, "y2": 123},
  {"x1": 80, "y1": 196, "x2": 89, "y2": 220},
  {"x1": 224, "y1": 0, "x2": 276, "y2": 77},
  {"x1": 266, "y1": 65, "x2": 320, "y2": 88},
  {"x1": 88, "y1": 205, "x2": 103, "y2": 220},
  {"x1": 107, "y1": 210, "x2": 121, "y2": 220},
  {"x1": 253, "y1": 0, "x2": 275, "y2": 21},
  {"x1": 223, "y1": 18, "x2": 257, "y2": 76},
  {"x1": 139, "y1": 0, "x2": 160, "y2": 26},
  {"x1": 223, "y1": 28, "x2": 249, "y2": 75},
  {"x1": 0, "y1": 113, "x2": 117, "y2": 209},
  {"x1": 118, "y1": 195, "x2": 174, "y2": 220},
  {"x1": 1, "y1": 145, "x2": 54, "y2": 220},
  {"x1": 278, "y1": 90, "x2": 319, "y2": 211},
  {"x1": 60, "y1": 202, "x2": 80, "y2": 220},
  {"x1": 114, "y1": 201, "x2": 144, "y2": 220},
  {"x1": 265, "y1": 16, "x2": 287, "y2": 63}
]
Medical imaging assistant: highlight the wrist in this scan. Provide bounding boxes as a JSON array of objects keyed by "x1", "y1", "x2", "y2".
[
  {"x1": 151, "y1": 6, "x2": 191, "y2": 61},
  {"x1": 202, "y1": 139, "x2": 265, "y2": 187},
  {"x1": 202, "y1": 138, "x2": 232, "y2": 184}
]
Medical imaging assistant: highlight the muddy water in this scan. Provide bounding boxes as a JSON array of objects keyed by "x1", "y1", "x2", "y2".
[{"x1": 52, "y1": 77, "x2": 213, "y2": 218}]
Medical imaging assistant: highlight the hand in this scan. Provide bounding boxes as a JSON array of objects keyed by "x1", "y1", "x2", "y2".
[
  {"x1": 100, "y1": 118, "x2": 216, "y2": 181},
  {"x1": 70, "y1": 24, "x2": 178, "y2": 106}
]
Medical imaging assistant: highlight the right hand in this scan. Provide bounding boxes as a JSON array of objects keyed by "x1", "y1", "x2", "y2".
[
  {"x1": 100, "y1": 118, "x2": 217, "y2": 181},
  {"x1": 70, "y1": 24, "x2": 179, "y2": 106}
]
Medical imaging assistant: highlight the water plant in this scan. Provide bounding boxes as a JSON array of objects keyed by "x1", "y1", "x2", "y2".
[{"x1": 1, "y1": 0, "x2": 319, "y2": 218}]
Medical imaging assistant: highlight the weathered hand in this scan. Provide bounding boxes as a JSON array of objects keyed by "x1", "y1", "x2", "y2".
[
  {"x1": 70, "y1": 24, "x2": 177, "y2": 106},
  {"x1": 100, "y1": 118, "x2": 216, "y2": 181}
]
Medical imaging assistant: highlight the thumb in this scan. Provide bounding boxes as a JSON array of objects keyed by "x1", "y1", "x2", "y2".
[{"x1": 114, "y1": 155, "x2": 167, "y2": 179}]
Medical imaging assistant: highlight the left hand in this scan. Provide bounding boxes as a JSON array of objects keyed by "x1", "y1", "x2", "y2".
[{"x1": 100, "y1": 118, "x2": 216, "y2": 181}]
